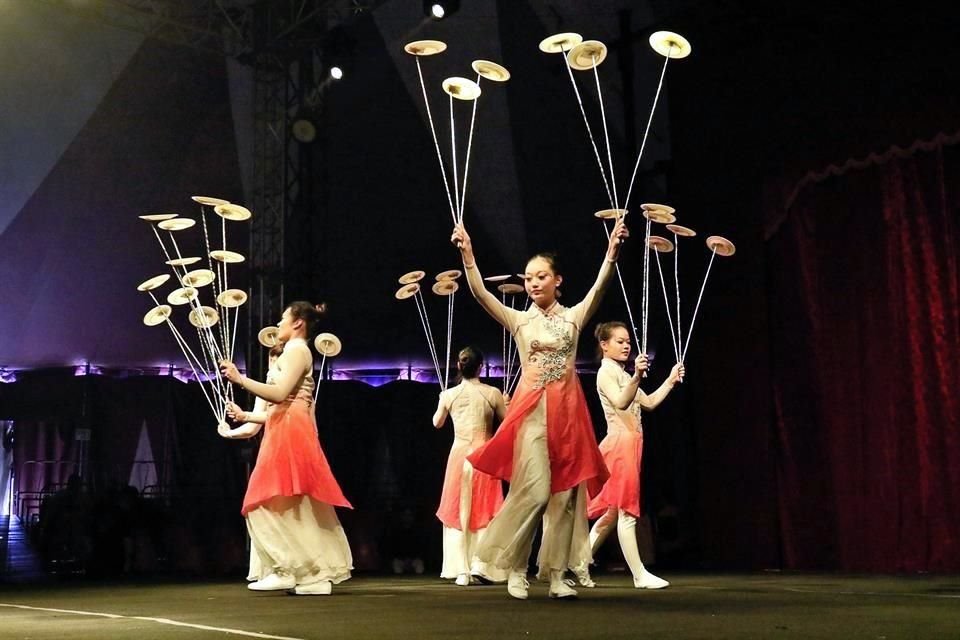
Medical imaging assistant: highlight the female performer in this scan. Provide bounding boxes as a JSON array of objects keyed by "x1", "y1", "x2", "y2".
[
  {"x1": 450, "y1": 217, "x2": 628, "y2": 600},
  {"x1": 432, "y1": 346, "x2": 506, "y2": 586},
  {"x1": 586, "y1": 321, "x2": 683, "y2": 589},
  {"x1": 220, "y1": 302, "x2": 352, "y2": 596}
]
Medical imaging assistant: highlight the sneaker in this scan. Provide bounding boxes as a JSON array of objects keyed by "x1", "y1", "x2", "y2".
[
  {"x1": 248, "y1": 573, "x2": 296, "y2": 591},
  {"x1": 292, "y1": 580, "x2": 332, "y2": 596},
  {"x1": 549, "y1": 580, "x2": 578, "y2": 599},
  {"x1": 572, "y1": 567, "x2": 596, "y2": 588},
  {"x1": 634, "y1": 570, "x2": 669, "y2": 589},
  {"x1": 507, "y1": 572, "x2": 529, "y2": 600},
  {"x1": 455, "y1": 573, "x2": 471, "y2": 586}
]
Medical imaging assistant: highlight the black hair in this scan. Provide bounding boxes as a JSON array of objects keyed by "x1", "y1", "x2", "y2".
[
  {"x1": 457, "y1": 346, "x2": 484, "y2": 380},
  {"x1": 286, "y1": 301, "x2": 327, "y2": 339}
]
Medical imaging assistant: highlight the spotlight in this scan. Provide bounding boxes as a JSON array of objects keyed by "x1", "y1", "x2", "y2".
[
  {"x1": 423, "y1": 0, "x2": 458, "y2": 20},
  {"x1": 330, "y1": 66, "x2": 343, "y2": 80}
]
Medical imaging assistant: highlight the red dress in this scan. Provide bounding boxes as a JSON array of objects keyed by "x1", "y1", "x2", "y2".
[
  {"x1": 463, "y1": 262, "x2": 616, "y2": 498},
  {"x1": 242, "y1": 353, "x2": 351, "y2": 516},
  {"x1": 587, "y1": 358, "x2": 643, "y2": 519}
]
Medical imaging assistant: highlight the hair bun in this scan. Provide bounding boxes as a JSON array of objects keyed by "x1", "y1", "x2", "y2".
[{"x1": 315, "y1": 302, "x2": 327, "y2": 314}]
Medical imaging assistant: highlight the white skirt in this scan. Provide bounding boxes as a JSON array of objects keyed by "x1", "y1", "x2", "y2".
[{"x1": 246, "y1": 494, "x2": 353, "y2": 585}]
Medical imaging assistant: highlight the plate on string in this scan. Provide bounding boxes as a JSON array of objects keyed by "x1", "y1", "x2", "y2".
[
  {"x1": 166, "y1": 256, "x2": 202, "y2": 267},
  {"x1": 594, "y1": 208, "x2": 627, "y2": 220},
  {"x1": 258, "y1": 326, "x2": 280, "y2": 347},
  {"x1": 539, "y1": 32, "x2": 583, "y2": 54},
  {"x1": 567, "y1": 40, "x2": 608, "y2": 70},
  {"x1": 213, "y1": 203, "x2": 252, "y2": 221},
  {"x1": 191, "y1": 196, "x2": 230, "y2": 207},
  {"x1": 432, "y1": 280, "x2": 459, "y2": 296},
  {"x1": 484, "y1": 274, "x2": 512, "y2": 282},
  {"x1": 472, "y1": 60, "x2": 510, "y2": 82},
  {"x1": 497, "y1": 283, "x2": 525, "y2": 295},
  {"x1": 398, "y1": 270, "x2": 426, "y2": 284},
  {"x1": 648, "y1": 235, "x2": 675, "y2": 253},
  {"x1": 188, "y1": 306, "x2": 220, "y2": 329},
  {"x1": 314, "y1": 332, "x2": 342, "y2": 357},
  {"x1": 182, "y1": 269, "x2": 216, "y2": 288},
  {"x1": 706, "y1": 235, "x2": 736, "y2": 257},
  {"x1": 167, "y1": 286, "x2": 198, "y2": 306},
  {"x1": 666, "y1": 224, "x2": 696, "y2": 237},
  {"x1": 641, "y1": 203, "x2": 677, "y2": 224},
  {"x1": 649, "y1": 31, "x2": 692, "y2": 59},
  {"x1": 137, "y1": 274, "x2": 171, "y2": 292},
  {"x1": 442, "y1": 77, "x2": 482, "y2": 101},
  {"x1": 158, "y1": 218, "x2": 196, "y2": 232},
  {"x1": 404, "y1": 39, "x2": 447, "y2": 56},
  {"x1": 210, "y1": 249, "x2": 245, "y2": 263},
  {"x1": 395, "y1": 283, "x2": 421, "y2": 300},
  {"x1": 143, "y1": 304, "x2": 172, "y2": 326},
  {"x1": 217, "y1": 289, "x2": 248, "y2": 308},
  {"x1": 139, "y1": 213, "x2": 178, "y2": 222},
  {"x1": 435, "y1": 269, "x2": 462, "y2": 281}
]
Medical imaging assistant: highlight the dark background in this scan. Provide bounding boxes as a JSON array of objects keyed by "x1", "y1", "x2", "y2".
[{"x1": 1, "y1": 0, "x2": 958, "y2": 576}]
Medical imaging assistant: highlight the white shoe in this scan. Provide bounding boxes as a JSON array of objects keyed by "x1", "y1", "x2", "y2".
[
  {"x1": 549, "y1": 570, "x2": 578, "y2": 599},
  {"x1": 293, "y1": 580, "x2": 332, "y2": 596},
  {"x1": 507, "y1": 572, "x2": 529, "y2": 600},
  {"x1": 248, "y1": 573, "x2": 296, "y2": 591},
  {"x1": 572, "y1": 567, "x2": 596, "y2": 588},
  {"x1": 455, "y1": 573, "x2": 470, "y2": 586},
  {"x1": 634, "y1": 570, "x2": 669, "y2": 589}
]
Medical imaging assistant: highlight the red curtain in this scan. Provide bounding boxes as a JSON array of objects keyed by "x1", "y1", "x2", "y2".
[{"x1": 767, "y1": 142, "x2": 960, "y2": 571}]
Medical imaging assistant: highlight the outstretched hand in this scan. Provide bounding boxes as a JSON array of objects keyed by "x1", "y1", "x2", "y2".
[
  {"x1": 607, "y1": 217, "x2": 629, "y2": 259},
  {"x1": 220, "y1": 360, "x2": 242, "y2": 384},
  {"x1": 451, "y1": 223, "x2": 474, "y2": 262},
  {"x1": 670, "y1": 362, "x2": 686, "y2": 385}
]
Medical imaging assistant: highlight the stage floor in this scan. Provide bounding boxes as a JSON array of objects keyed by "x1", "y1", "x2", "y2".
[{"x1": 1, "y1": 573, "x2": 958, "y2": 639}]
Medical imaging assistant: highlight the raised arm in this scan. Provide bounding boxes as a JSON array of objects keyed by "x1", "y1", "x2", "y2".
[
  {"x1": 572, "y1": 217, "x2": 629, "y2": 328},
  {"x1": 636, "y1": 362, "x2": 685, "y2": 412},
  {"x1": 451, "y1": 223, "x2": 519, "y2": 332},
  {"x1": 221, "y1": 343, "x2": 311, "y2": 404}
]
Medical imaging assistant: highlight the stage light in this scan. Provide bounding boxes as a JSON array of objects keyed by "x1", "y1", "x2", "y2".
[
  {"x1": 330, "y1": 66, "x2": 343, "y2": 80},
  {"x1": 423, "y1": 1, "x2": 458, "y2": 20}
]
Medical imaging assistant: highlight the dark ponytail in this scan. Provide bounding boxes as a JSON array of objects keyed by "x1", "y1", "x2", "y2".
[
  {"x1": 457, "y1": 346, "x2": 484, "y2": 380},
  {"x1": 286, "y1": 300, "x2": 327, "y2": 340}
]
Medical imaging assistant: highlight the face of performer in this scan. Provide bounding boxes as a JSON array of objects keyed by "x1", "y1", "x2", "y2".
[
  {"x1": 524, "y1": 257, "x2": 563, "y2": 309},
  {"x1": 600, "y1": 326, "x2": 632, "y2": 363},
  {"x1": 276, "y1": 307, "x2": 306, "y2": 342}
]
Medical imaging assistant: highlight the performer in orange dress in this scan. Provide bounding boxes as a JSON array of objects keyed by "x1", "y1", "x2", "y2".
[
  {"x1": 220, "y1": 302, "x2": 352, "y2": 596},
  {"x1": 586, "y1": 321, "x2": 683, "y2": 589},
  {"x1": 432, "y1": 346, "x2": 506, "y2": 586},
  {"x1": 450, "y1": 217, "x2": 628, "y2": 600}
]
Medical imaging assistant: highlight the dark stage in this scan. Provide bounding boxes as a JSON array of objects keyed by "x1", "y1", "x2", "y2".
[{"x1": 2, "y1": 574, "x2": 958, "y2": 639}]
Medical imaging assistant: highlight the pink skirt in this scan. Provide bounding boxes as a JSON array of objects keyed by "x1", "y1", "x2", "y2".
[
  {"x1": 587, "y1": 429, "x2": 642, "y2": 519},
  {"x1": 436, "y1": 439, "x2": 503, "y2": 531},
  {"x1": 242, "y1": 402, "x2": 352, "y2": 516}
]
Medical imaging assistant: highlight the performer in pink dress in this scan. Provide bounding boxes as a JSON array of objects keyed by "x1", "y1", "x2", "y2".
[
  {"x1": 450, "y1": 217, "x2": 628, "y2": 600},
  {"x1": 432, "y1": 346, "x2": 506, "y2": 586},
  {"x1": 220, "y1": 302, "x2": 352, "y2": 596},
  {"x1": 586, "y1": 321, "x2": 683, "y2": 589}
]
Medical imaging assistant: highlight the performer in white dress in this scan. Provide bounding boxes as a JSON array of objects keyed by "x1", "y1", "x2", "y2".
[
  {"x1": 432, "y1": 346, "x2": 506, "y2": 586},
  {"x1": 586, "y1": 321, "x2": 683, "y2": 589},
  {"x1": 450, "y1": 217, "x2": 628, "y2": 600},
  {"x1": 220, "y1": 301, "x2": 353, "y2": 596}
]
